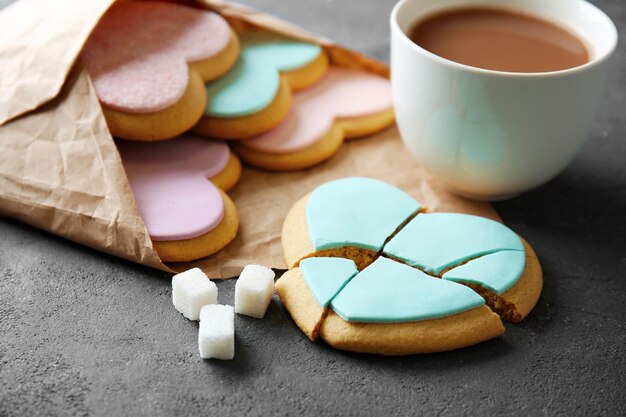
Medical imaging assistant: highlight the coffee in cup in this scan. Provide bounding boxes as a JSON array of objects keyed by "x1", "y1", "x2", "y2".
[{"x1": 408, "y1": 7, "x2": 589, "y2": 73}]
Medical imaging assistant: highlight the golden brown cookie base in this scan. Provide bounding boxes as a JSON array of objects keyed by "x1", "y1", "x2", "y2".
[
  {"x1": 281, "y1": 193, "x2": 314, "y2": 268},
  {"x1": 209, "y1": 153, "x2": 242, "y2": 192},
  {"x1": 275, "y1": 267, "x2": 328, "y2": 341},
  {"x1": 320, "y1": 306, "x2": 504, "y2": 355},
  {"x1": 101, "y1": 30, "x2": 240, "y2": 142},
  {"x1": 153, "y1": 189, "x2": 239, "y2": 263},
  {"x1": 281, "y1": 194, "x2": 379, "y2": 270},
  {"x1": 189, "y1": 28, "x2": 240, "y2": 82},
  {"x1": 103, "y1": 69, "x2": 207, "y2": 141},
  {"x1": 340, "y1": 107, "x2": 396, "y2": 139},
  {"x1": 282, "y1": 50, "x2": 329, "y2": 92},
  {"x1": 193, "y1": 77, "x2": 293, "y2": 139},
  {"x1": 233, "y1": 124, "x2": 344, "y2": 171},
  {"x1": 233, "y1": 107, "x2": 396, "y2": 171}
]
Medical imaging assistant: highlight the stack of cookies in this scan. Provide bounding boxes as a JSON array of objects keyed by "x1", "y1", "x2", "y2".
[
  {"x1": 194, "y1": 30, "x2": 395, "y2": 171},
  {"x1": 81, "y1": 1, "x2": 395, "y2": 263}
]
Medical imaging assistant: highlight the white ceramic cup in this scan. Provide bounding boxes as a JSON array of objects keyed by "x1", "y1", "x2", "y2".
[{"x1": 391, "y1": 0, "x2": 618, "y2": 200}]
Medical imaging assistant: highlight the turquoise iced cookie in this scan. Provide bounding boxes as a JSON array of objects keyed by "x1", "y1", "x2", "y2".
[
  {"x1": 306, "y1": 177, "x2": 421, "y2": 252},
  {"x1": 329, "y1": 257, "x2": 485, "y2": 323},
  {"x1": 205, "y1": 30, "x2": 322, "y2": 117},
  {"x1": 383, "y1": 213, "x2": 524, "y2": 275},
  {"x1": 285, "y1": 178, "x2": 530, "y2": 324},
  {"x1": 300, "y1": 257, "x2": 359, "y2": 308},
  {"x1": 442, "y1": 250, "x2": 526, "y2": 294}
]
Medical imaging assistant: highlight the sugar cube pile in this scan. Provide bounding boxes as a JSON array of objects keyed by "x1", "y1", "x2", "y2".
[
  {"x1": 235, "y1": 265, "x2": 275, "y2": 319},
  {"x1": 199, "y1": 304, "x2": 235, "y2": 360},
  {"x1": 172, "y1": 264, "x2": 276, "y2": 361},
  {"x1": 172, "y1": 268, "x2": 217, "y2": 321}
]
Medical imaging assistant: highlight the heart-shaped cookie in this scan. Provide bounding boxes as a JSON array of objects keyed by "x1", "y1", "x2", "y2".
[
  {"x1": 194, "y1": 30, "x2": 328, "y2": 139},
  {"x1": 82, "y1": 1, "x2": 240, "y2": 141},
  {"x1": 277, "y1": 177, "x2": 543, "y2": 354},
  {"x1": 234, "y1": 67, "x2": 395, "y2": 170},
  {"x1": 116, "y1": 134, "x2": 241, "y2": 262}
]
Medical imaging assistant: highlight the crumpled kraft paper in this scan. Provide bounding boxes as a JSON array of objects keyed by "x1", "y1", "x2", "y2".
[
  {"x1": 0, "y1": 67, "x2": 164, "y2": 270},
  {"x1": 0, "y1": 0, "x2": 499, "y2": 278}
]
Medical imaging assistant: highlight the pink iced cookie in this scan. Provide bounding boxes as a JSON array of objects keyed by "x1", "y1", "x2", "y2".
[
  {"x1": 117, "y1": 135, "x2": 232, "y2": 241},
  {"x1": 82, "y1": 1, "x2": 232, "y2": 113},
  {"x1": 242, "y1": 67, "x2": 393, "y2": 154}
]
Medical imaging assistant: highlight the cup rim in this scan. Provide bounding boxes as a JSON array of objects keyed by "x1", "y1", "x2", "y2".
[{"x1": 390, "y1": 0, "x2": 619, "y2": 78}]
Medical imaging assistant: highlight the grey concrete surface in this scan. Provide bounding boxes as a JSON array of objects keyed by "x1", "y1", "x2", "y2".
[{"x1": 1, "y1": 0, "x2": 625, "y2": 416}]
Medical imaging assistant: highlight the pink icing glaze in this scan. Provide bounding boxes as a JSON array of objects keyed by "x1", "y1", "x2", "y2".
[
  {"x1": 242, "y1": 67, "x2": 393, "y2": 153},
  {"x1": 82, "y1": 1, "x2": 231, "y2": 113},
  {"x1": 116, "y1": 134, "x2": 231, "y2": 241}
]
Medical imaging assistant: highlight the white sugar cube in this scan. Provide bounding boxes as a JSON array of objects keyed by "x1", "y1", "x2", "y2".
[
  {"x1": 172, "y1": 268, "x2": 217, "y2": 321},
  {"x1": 235, "y1": 264, "x2": 275, "y2": 319},
  {"x1": 199, "y1": 304, "x2": 234, "y2": 360}
]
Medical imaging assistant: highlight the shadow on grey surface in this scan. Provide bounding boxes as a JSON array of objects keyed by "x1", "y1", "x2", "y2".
[
  {"x1": 494, "y1": 153, "x2": 626, "y2": 243},
  {"x1": 204, "y1": 333, "x2": 255, "y2": 376}
]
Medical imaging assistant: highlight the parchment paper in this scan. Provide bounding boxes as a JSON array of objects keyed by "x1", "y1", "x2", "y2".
[{"x1": 0, "y1": 0, "x2": 498, "y2": 278}]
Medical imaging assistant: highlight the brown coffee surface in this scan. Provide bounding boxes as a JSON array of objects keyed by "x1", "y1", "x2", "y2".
[{"x1": 409, "y1": 7, "x2": 589, "y2": 73}]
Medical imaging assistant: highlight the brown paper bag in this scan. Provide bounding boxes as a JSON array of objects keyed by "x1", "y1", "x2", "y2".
[{"x1": 0, "y1": 0, "x2": 499, "y2": 278}]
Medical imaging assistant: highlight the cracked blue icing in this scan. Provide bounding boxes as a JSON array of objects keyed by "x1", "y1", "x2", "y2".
[
  {"x1": 383, "y1": 213, "x2": 524, "y2": 275},
  {"x1": 330, "y1": 257, "x2": 485, "y2": 323},
  {"x1": 300, "y1": 257, "x2": 359, "y2": 307},
  {"x1": 442, "y1": 250, "x2": 526, "y2": 294}
]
